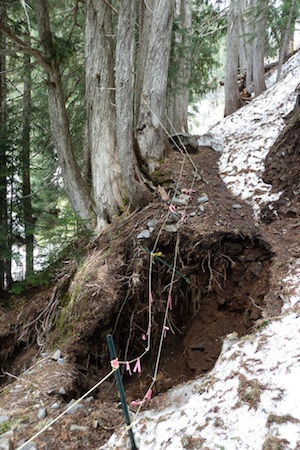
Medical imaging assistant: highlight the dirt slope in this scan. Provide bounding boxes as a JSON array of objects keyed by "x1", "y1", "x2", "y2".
[{"x1": 0, "y1": 109, "x2": 299, "y2": 448}]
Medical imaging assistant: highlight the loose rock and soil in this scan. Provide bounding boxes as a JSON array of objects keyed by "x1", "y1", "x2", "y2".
[{"x1": 0, "y1": 115, "x2": 299, "y2": 448}]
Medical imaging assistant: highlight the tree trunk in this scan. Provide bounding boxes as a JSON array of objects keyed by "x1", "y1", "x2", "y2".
[
  {"x1": 167, "y1": 0, "x2": 192, "y2": 133},
  {"x1": 115, "y1": 0, "x2": 150, "y2": 209},
  {"x1": 85, "y1": 0, "x2": 124, "y2": 230},
  {"x1": 36, "y1": 0, "x2": 96, "y2": 230},
  {"x1": 0, "y1": 4, "x2": 11, "y2": 291},
  {"x1": 137, "y1": 0, "x2": 175, "y2": 172},
  {"x1": 277, "y1": 0, "x2": 296, "y2": 82},
  {"x1": 22, "y1": 53, "x2": 34, "y2": 277},
  {"x1": 225, "y1": 0, "x2": 241, "y2": 116},
  {"x1": 252, "y1": 0, "x2": 267, "y2": 95},
  {"x1": 135, "y1": 0, "x2": 155, "y2": 126}
]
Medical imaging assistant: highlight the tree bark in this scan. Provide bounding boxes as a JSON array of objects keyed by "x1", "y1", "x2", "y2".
[
  {"x1": 85, "y1": 0, "x2": 124, "y2": 230},
  {"x1": 0, "y1": 4, "x2": 12, "y2": 291},
  {"x1": 22, "y1": 53, "x2": 34, "y2": 277},
  {"x1": 36, "y1": 0, "x2": 96, "y2": 230},
  {"x1": 225, "y1": 0, "x2": 241, "y2": 116},
  {"x1": 115, "y1": 0, "x2": 150, "y2": 209},
  {"x1": 277, "y1": 0, "x2": 296, "y2": 82},
  {"x1": 252, "y1": 0, "x2": 267, "y2": 95},
  {"x1": 167, "y1": 0, "x2": 192, "y2": 133},
  {"x1": 137, "y1": 0, "x2": 175, "y2": 172},
  {"x1": 135, "y1": 0, "x2": 155, "y2": 126}
]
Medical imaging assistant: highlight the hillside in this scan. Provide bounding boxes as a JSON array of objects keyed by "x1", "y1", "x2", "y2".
[{"x1": 0, "y1": 53, "x2": 300, "y2": 449}]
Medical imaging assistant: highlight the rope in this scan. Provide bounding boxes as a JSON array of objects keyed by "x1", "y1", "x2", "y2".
[{"x1": 16, "y1": 369, "x2": 115, "y2": 450}]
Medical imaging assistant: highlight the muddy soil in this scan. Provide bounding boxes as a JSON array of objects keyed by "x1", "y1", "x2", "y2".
[{"x1": 0, "y1": 118, "x2": 299, "y2": 448}]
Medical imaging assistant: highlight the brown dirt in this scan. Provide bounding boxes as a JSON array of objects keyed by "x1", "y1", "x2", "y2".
[{"x1": 0, "y1": 116, "x2": 299, "y2": 448}]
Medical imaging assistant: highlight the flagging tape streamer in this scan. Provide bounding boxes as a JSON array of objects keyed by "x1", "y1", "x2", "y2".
[{"x1": 16, "y1": 369, "x2": 115, "y2": 450}]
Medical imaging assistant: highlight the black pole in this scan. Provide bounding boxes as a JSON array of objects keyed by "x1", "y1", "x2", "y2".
[{"x1": 106, "y1": 334, "x2": 138, "y2": 450}]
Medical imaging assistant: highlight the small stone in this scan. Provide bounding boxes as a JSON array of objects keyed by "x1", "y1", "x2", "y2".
[
  {"x1": 147, "y1": 219, "x2": 158, "y2": 228},
  {"x1": 189, "y1": 212, "x2": 196, "y2": 217},
  {"x1": 232, "y1": 203, "x2": 242, "y2": 209},
  {"x1": 85, "y1": 396, "x2": 94, "y2": 403},
  {"x1": 51, "y1": 402, "x2": 59, "y2": 409},
  {"x1": 0, "y1": 438, "x2": 12, "y2": 450},
  {"x1": 199, "y1": 205, "x2": 205, "y2": 212},
  {"x1": 197, "y1": 195, "x2": 209, "y2": 203},
  {"x1": 65, "y1": 399, "x2": 84, "y2": 415},
  {"x1": 137, "y1": 229, "x2": 151, "y2": 239},
  {"x1": 92, "y1": 419, "x2": 98, "y2": 429},
  {"x1": 57, "y1": 358, "x2": 65, "y2": 365},
  {"x1": 51, "y1": 349, "x2": 61, "y2": 361},
  {"x1": 172, "y1": 197, "x2": 188, "y2": 206},
  {"x1": 70, "y1": 425, "x2": 89, "y2": 432},
  {"x1": 0, "y1": 416, "x2": 9, "y2": 424},
  {"x1": 164, "y1": 224, "x2": 179, "y2": 233},
  {"x1": 37, "y1": 408, "x2": 47, "y2": 420},
  {"x1": 59, "y1": 387, "x2": 66, "y2": 395},
  {"x1": 15, "y1": 442, "x2": 37, "y2": 450}
]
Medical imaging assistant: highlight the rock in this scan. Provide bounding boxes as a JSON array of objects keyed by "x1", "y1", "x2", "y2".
[
  {"x1": 59, "y1": 387, "x2": 66, "y2": 395},
  {"x1": 37, "y1": 408, "x2": 47, "y2": 420},
  {"x1": 199, "y1": 205, "x2": 205, "y2": 212},
  {"x1": 70, "y1": 425, "x2": 89, "y2": 432},
  {"x1": 0, "y1": 416, "x2": 9, "y2": 425},
  {"x1": 164, "y1": 224, "x2": 179, "y2": 233},
  {"x1": 85, "y1": 396, "x2": 94, "y2": 403},
  {"x1": 232, "y1": 203, "x2": 242, "y2": 209},
  {"x1": 197, "y1": 133, "x2": 223, "y2": 152},
  {"x1": 172, "y1": 194, "x2": 189, "y2": 206},
  {"x1": 169, "y1": 133, "x2": 199, "y2": 154},
  {"x1": 65, "y1": 399, "x2": 84, "y2": 415},
  {"x1": 0, "y1": 437, "x2": 12, "y2": 450},
  {"x1": 197, "y1": 195, "x2": 209, "y2": 203},
  {"x1": 189, "y1": 212, "x2": 197, "y2": 217},
  {"x1": 51, "y1": 349, "x2": 62, "y2": 361},
  {"x1": 147, "y1": 219, "x2": 158, "y2": 228},
  {"x1": 92, "y1": 419, "x2": 98, "y2": 429},
  {"x1": 137, "y1": 229, "x2": 151, "y2": 239},
  {"x1": 51, "y1": 402, "x2": 59, "y2": 409},
  {"x1": 57, "y1": 357, "x2": 65, "y2": 365},
  {"x1": 15, "y1": 442, "x2": 37, "y2": 450}
]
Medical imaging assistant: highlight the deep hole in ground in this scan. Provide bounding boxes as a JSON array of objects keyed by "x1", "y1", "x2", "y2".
[{"x1": 72, "y1": 230, "x2": 273, "y2": 403}]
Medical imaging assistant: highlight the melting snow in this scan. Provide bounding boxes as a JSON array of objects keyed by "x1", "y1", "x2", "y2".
[{"x1": 103, "y1": 53, "x2": 300, "y2": 450}]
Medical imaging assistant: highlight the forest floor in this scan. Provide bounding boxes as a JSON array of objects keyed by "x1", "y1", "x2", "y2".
[{"x1": 0, "y1": 60, "x2": 300, "y2": 449}]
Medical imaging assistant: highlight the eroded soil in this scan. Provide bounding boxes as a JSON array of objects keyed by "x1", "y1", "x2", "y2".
[{"x1": 0, "y1": 118, "x2": 299, "y2": 448}]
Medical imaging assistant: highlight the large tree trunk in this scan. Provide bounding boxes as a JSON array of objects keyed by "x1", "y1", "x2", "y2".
[
  {"x1": 225, "y1": 0, "x2": 241, "y2": 116},
  {"x1": 137, "y1": 0, "x2": 175, "y2": 172},
  {"x1": 277, "y1": 0, "x2": 296, "y2": 82},
  {"x1": 85, "y1": 0, "x2": 124, "y2": 230},
  {"x1": 0, "y1": 4, "x2": 11, "y2": 291},
  {"x1": 22, "y1": 53, "x2": 34, "y2": 277},
  {"x1": 167, "y1": 0, "x2": 192, "y2": 133},
  {"x1": 252, "y1": 0, "x2": 268, "y2": 95},
  {"x1": 135, "y1": 0, "x2": 155, "y2": 126},
  {"x1": 36, "y1": 0, "x2": 96, "y2": 230},
  {"x1": 115, "y1": 0, "x2": 150, "y2": 209}
]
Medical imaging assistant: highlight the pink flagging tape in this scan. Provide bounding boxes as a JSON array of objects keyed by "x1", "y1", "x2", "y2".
[
  {"x1": 110, "y1": 358, "x2": 119, "y2": 370},
  {"x1": 168, "y1": 294, "x2": 173, "y2": 310},
  {"x1": 169, "y1": 204, "x2": 176, "y2": 213},
  {"x1": 133, "y1": 358, "x2": 141, "y2": 373},
  {"x1": 149, "y1": 291, "x2": 154, "y2": 303},
  {"x1": 126, "y1": 361, "x2": 132, "y2": 376}
]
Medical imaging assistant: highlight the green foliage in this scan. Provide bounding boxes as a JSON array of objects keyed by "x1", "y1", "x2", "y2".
[
  {"x1": 267, "y1": 0, "x2": 300, "y2": 58},
  {"x1": 169, "y1": 0, "x2": 227, "y2": 104}
]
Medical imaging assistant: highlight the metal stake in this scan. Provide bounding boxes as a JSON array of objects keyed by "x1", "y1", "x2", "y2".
[{"x1": 106, "y1": 334, "x2": 138, "y2": 450}]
